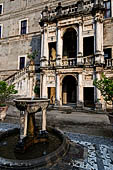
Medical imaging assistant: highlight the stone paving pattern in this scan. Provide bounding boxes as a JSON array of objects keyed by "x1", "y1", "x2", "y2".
[{"x1": 0, "y1": 123, "x2": 113, "y2": 170}]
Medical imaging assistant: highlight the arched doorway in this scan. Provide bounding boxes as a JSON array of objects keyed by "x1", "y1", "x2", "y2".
[
  {"x1": 63, "y1": 28, "x2": 77, "y2": 58},
  {"x1": 62, "y1": 75, "x2": 77, "y2": 105}
]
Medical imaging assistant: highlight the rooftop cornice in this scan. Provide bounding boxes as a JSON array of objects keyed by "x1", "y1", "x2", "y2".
[{"x1": 39, "y1": 0, "x2": 105, "y2": 26}]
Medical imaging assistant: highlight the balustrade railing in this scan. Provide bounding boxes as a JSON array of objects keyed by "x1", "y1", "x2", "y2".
[
  {"x1": 62, "y1": 58, "x2": 77, "y2": 66},
  {"x1": 5, "y1": 67, "x2": 28, "y2": 85},
  {"x1": 83, "y1": 56, "x2": 95, "y2": 65},
  {"x1": 105, "y1": 59, "x2": 113, "y2": 67}
]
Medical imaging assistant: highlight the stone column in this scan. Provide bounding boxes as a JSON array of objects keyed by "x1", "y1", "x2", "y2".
[
  {"x1": 41, "y1": 31, "x2": 44, "y2": 58},
  {"x1": 20, "y1": 111, "x2": 28, "y2": 140},
  {"x1": 111, "y1": 0, "x2": 113, "y2": 18},
  {"x1": 95, "y1": 72, "x2": 103, "y2": 110},
  {"x1": 42, "y1": 74, "x2": 47, "y2": 98},
  {"x1": 77, "y1": 22, "x2": 83, "y2": 65},
  {"x1": 95, "y1": 16, "x2": 104, "y2": 64},
  {"x1": 95, "y1": 21, "x2": 101, "y2": 53},
  {"x1": 77, "y1": 73, "x2": 83, "y2": 107},
  {"x1": 55, "y1": 73, "x2": 60, "y2": 105},
  {"x1": 40, "y1": 26, "x2": 48, "y2": 67},
  {"x1": 56, "y1": 26, "x2": 62, "y2": 66},
  {"x1": 27, "y1": 114, "x2": 35, "y2": 137},
  {"x1": 42, "y1": 107, "x2": 47, "y2": 131},
  {"x1": 96, "y1": 73, "x2": 101, "y2": 100}
]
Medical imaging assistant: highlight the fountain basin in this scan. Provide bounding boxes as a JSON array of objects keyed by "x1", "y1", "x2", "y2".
[
  {"x1": 14, "y1": 98, "x2": 50, "y2": 113},
  {"x1": 0, "y1": 127, "x2": 69, "y2": 169},
  {"x1": 13, "y1": 98, "x2": 50, "y2": 152}
]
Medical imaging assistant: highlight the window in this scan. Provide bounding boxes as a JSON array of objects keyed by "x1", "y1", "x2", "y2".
[
  {"x1": 18, "y1": 56, "x2": 27, "y2": 70},
  {"x1": 104, "y1": 0, "x2": 111, "y2": 18},
  {"x1": 104, "y1": 48, "x2": 112, "y2": 59},
  {"x1": 0, "y1": 4, "x2": 3, "y2": 15},
  {"x1": 0, "y1": 25, "x2": 2, "y2": 38},
  {"x1": 83, "y1": 36, "x2": 94, "y2": 56},
  {"x1": 21, "y1": 20, "x2": 27, "y2": 35},
  {"x1": 19, "y1": 57, "x2": 25, "y2": 69},
  {"x1": 104, "y1": 48, "x2": 112, "y2": 66}
]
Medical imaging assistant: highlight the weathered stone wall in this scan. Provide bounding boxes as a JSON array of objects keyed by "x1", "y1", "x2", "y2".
[
  {"x1": 0, "y1": 0, "x2": 78, "y2": 71},
  {"x1": 104, "y1": 19, "x2": 113, "y2": 47}
]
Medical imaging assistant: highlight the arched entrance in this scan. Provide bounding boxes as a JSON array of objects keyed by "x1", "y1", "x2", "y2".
[
  {"x1": 63, "y1": 28, "x2": 77, "y2": 58},
  {"x1": 62, "y1": 75, "x2": 77, "y2": 105}
]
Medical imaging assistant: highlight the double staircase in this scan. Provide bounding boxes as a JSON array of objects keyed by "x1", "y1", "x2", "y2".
[{"x1": 2, "y1": 64, "x2": 38, "y2": 98}]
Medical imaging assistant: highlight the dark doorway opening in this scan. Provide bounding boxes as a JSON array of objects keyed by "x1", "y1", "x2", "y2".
[
  {"x1": 63, "y1": 28, "x2": 77, "y2": 58},
  {"x1": 48, "y1": 87, "x2": 56, "y2": 104},
  {"x1": 83, "y1": 36, "x2": 94, "y2": 56},
  {"x1": 62, "y1": 75, "x2": 77, "y2": 104},
  {"x1": 84, "y1": 87, "x2": 95, "y2": 107}
]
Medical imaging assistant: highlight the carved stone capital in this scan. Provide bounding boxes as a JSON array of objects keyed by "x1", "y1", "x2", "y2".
[
  {"x1": 41, "y1": 102, "x2": 49, "y2": 111},
  {"x1": 95, "y1": 14, "x2": 103, "y2": 23}
]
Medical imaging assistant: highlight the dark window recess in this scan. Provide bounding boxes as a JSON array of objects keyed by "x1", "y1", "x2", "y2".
[
  {"x1": 0, "y1": 26, "x2": 2, "y2": 38},
  {"x1": 63, "y1": 28, "x2": 77, "y2": 58},
  {"x1": 19, "y1": 57, "x2": 25, "y2": 69},
  {"x1": 0, "y1": 5, "x2": 2, "y2": 14},
  {"x1": 83, "y1": 36, "x2": 94, "y2": 56},
  {"x1": 21, "y1": 20, "x2": 27, "y2": 35},
  {"x1": 104, "y1": 0, "x2": 111, "y2": 18},
  {"x1": 84, "y1": 87, "x2": 94, "y2": 108},
  {"x1": 104, "y1": 48, "x2": 112, "y2": 59}
]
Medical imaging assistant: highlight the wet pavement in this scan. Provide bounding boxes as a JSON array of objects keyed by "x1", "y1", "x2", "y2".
[{"x1": 0, "y1": 107, "x2": 113, "y2": 170}]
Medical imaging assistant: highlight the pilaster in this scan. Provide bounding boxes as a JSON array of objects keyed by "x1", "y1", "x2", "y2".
[
  {"x1": 55, "y1": 73, "x2": 60, "y2": 105},
  {"x1": 40, "y1": 25, "x2": 48, "y2": 67},
  {"x1": 95, "y1": 14, "x2": 104, "y2": 64},
  {"x1": 56, "y1": 26, "x2": 62, "y2": 66},
  {"x1": 42, "y1": 74, "x2": 47, "y2": 98},
  {"x1": 77, "y1": 22, "x2": 83, "y2": 65},
  {"x1": 111, "y1": 0, "x2": 113, "y2": 17},
  {"x1": 77, "y1": 73, "x2": 83, "y2": 107}
]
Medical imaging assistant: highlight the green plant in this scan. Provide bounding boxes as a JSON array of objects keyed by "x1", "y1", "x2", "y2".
[
  {"x1": 93, "y1": 73, "x2": 113, "y2": 106},
  {"x1": 27, "y1": 50, "x2": 38, "y2": 61},
  {"x1": 34, "y1": 82, "x2": 40, "y2": 96},
  {"x1": 0, "y1": 81, "x2": 18, "y2": 106}
]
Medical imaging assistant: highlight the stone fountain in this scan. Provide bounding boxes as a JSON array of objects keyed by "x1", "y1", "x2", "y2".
[
  {"x1": 0, "y1": 97, "x2": 69, "y2": 169},
  {"x1": 14, "y1": 98, "x2": 49, "y2": 152}
]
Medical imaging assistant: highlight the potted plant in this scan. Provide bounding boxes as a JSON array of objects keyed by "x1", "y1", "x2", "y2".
[
  {"x1": 27, "y1": 50, "x2": 38, "y2": 65},
  {"x1": 93, "y1": 73, "x2": 113, "y2": 124},
  {"x1": 0, "y1": 81, "x2": 17, "y2": 120},
  {"x1": 34, "y1": 81, "x2": 40, "y2": 98}
]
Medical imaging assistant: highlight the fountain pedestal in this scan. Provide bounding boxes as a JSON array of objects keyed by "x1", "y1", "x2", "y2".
[{"x1": 14, "y1": 98, "x2": 50, "y2": 152}]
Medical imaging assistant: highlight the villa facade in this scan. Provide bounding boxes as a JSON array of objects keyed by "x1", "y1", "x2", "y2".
[{"x1": 0, "y1": 0, "x2": 113, "y2": 109}]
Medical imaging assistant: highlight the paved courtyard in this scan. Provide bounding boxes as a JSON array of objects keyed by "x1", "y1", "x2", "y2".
[{"x1": 0, "y1": 106, "x2": 113, "y2": 170}]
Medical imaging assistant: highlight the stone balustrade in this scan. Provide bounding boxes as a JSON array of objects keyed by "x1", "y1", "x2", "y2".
[
  {"x1": 83, "y1": 56, "x2": 95, "y2": 65},
  {"x1": 4, "y1": 64, "x2": 40, "y2": 97},
  {"x1": 62, "y1": 58, "x2": 77, "y2": 66},
  {"x1": 105, "y1": 58, "x2": 113, "y2": 67}
]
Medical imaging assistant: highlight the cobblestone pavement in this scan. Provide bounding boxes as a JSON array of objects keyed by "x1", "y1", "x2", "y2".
[{"x1": 0, "y1": 123, "x2": 113, "y2": 170}]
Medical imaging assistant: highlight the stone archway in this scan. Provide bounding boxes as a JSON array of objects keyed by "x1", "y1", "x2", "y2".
[{"x1": 62, "y1": 75, "x2": 77, "y2": 105}]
